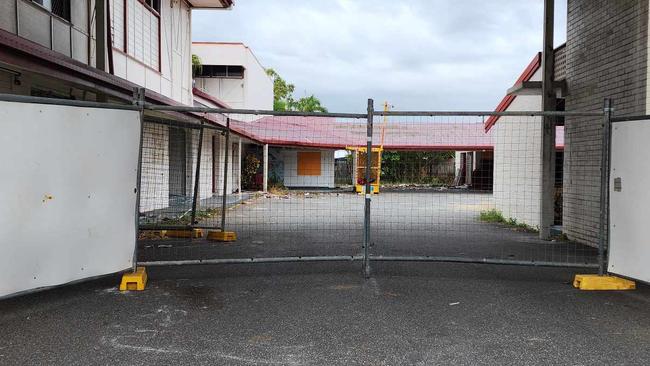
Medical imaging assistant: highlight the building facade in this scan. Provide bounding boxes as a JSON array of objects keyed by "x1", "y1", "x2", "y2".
[
  {"x1": 0, "y1": 0, "x2": 236, "y2": 217},
  {"x1": 192, "y1": 42, "x2": 273, "y2": 110},
  {"x1": 563, "y1": 0, "x2": 649, "y2": 246}
]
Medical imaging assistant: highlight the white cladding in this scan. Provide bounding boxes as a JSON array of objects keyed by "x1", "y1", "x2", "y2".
[
  {"x1": 192, "y1": 43, "x2": 274, "y2": 110},
  {"x1": 0, "y1": 101, "x2": 140, "y2": 298},
  {"x1": 491, "y1": 67, "x2": 543, "y2": 228},
  {"x1": 282, "y1": 150, "x2": 336, "y2": 188}
]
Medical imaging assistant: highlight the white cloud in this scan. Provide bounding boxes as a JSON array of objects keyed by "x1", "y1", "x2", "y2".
[{"x1": 192, "y1": 0, "x2": 567, "y2": 112}]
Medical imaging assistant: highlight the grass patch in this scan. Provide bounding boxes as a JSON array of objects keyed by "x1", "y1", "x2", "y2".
[
  {"x1": 479, "y1": 209, "x2": 539, "y2": 233},
  {"x1": 268, "y1": 184, "x2": 289, "y2": 196},
  {"x1": 479, "y1": 209, "x2": 506, "y2": 223}
]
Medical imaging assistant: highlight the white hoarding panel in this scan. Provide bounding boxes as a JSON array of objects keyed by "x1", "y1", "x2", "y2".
[
  {"x1": 609, "y1": 120, "x2": 650, "y2": 283},
  {"x1": 0, "y1": 101, "x2": 140, "y2": 298}
]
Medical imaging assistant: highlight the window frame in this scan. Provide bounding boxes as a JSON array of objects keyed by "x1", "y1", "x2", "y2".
[
  {"x1": 110, "y1": 0, "x2": 162, "y2": 72},
  {"x1": 32, "y1": 0, "x2": 72, "y2": 22}
]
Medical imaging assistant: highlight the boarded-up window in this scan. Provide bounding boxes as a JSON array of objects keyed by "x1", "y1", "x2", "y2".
[{"x1": 297, "y1": 152, "x2": 321, "y2": 176}]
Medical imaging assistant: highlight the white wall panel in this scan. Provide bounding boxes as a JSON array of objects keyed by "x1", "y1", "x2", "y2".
[
  {"x1": 0, "y1": 101, "x2": 140, "y2": 298},
  {"x1": 609, "y1": 120, "x2": 650, "y2": 283},
  {"x1": 282, "y1": 150, "x2": 336, "y2": 188}
]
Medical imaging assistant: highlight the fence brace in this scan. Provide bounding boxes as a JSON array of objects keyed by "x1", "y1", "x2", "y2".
[{"x1": 132, "y1": 87, "x2": 146, "y2": 272}]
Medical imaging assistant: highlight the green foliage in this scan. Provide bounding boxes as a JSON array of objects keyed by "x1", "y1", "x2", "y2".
[
  {"x1": 243, "y1": 154, "x2": 261, "y2": 189},
  {"x1": 266, "y1": 68, "x2": 327, "y2": 112},
  {"x1": 291, "y1": 95, "x2": 328, "y2": 113},
  {"x1": 479, "y1": 209, "x2": 506, "y2": 223},
  {"x1": 380, "y1": 151, "x2": 454, "y2": 185},
  {"x1": 266, "y1": 68, "x2": 295, "y2": 111},
  {"x1": 191, "y1": 54, "x2": 202, "y2": 77}
]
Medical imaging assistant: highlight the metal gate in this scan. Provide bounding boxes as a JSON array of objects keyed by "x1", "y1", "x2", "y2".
[{"x1": 135, "y1": 98, "x2": 608, "y2": 277}]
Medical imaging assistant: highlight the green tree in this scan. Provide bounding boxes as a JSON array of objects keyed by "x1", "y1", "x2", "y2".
[
  {"x1": 266, "y1": 68, "x2": 295, "y2": 111},
  {"x1": 266, "y1": 68, "x2": 327, "y2": 112},
  {"x1": 290, "y1": 95, "x2": 328, "y2": 113},
  {"x1": 191, "y1": 54, "x2": 202, "y2": 78}
]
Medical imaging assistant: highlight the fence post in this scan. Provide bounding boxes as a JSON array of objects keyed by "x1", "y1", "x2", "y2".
[
  {"x1": 363, "y1": 99, "x2": 374, "y2": 278},
  {"x1": 190, "y1": 123, "x2": 204, "y2": 231},
  {"x1": 598, "y1": 98, "x2": 613, "y2": 275},
  {"x1": 221, "y1": 118, "x2": 231, "y2": 232},
  {"x1": 132, "y1": 87, "x2": 146, "y2": 272}
]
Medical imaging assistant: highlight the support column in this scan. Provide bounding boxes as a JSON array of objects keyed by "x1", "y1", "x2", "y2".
[
  {"x1": 263, "y1": 144, "x2": 269, "y2": 192},
  {"x1": 540, "y1": 0, "x2": 556, "y2": 239}
]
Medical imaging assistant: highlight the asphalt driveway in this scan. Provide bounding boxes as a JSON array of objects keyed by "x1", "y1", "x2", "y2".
[
  {"x1": 1, "y1": 262, "x2": 648, "y2": 365},
  {"x1": 139, "y1": 191, "x2": 597, "y2": 266}
]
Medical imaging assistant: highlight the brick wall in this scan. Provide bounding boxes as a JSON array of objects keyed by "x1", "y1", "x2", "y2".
[{"x1": 564, "y1": 0, "x2": 648, "y2": 246}]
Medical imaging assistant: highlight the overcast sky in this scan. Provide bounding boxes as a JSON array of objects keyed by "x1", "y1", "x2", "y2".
[{"x1": 192, "y1": 1, "x2": 567, "y2": 113}]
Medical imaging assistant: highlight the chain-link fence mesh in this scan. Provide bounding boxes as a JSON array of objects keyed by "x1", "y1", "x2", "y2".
[
  {"x1": 138, "y1": 113, "x2": 369, "y2": 263},
  {"x1": 368, "y1": 114, "x2": 597, "y2": 267},
  {"x1": 136, "y1": 106, "x2": 602, "y2": 270}
]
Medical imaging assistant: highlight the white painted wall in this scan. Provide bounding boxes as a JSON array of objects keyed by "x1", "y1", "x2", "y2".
[
  {"x1": 492, "y1": 68, "x2": 543, "y2": 228},
  {"x1": 192, "y1": 43, "x2": 274, "y2": 110},
  {"x1": 282, "y1": 149, "x2": 336, "y2": 188},
  {"x1": 111, "y1": 0, "x2": 194, "y2": 105}
]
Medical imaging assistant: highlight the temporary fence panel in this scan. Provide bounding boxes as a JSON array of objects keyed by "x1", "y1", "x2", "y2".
[
  {"x1": 608, "y1": 118, "x2": 650, "y2": 283},
  {"x1": 0, "y1": 101, "x2": 141, "y2": 298},
  {"x1": 368, "y1": 113, "x2": 598, "y2": 268},
  {"x1": 137, "y1": 113, "x2": 369, "y2": 264}
]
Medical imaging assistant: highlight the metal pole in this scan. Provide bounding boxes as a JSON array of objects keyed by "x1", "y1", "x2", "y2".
[
  {"x1": 540, "y1": 0, "x2": 556, "y2": 240},
  {"x1": 132, "y1": 87, "x2": 146, "y2": 272},
  {"x1": 598, "y1": 98, "x2": 613, "y2": 275},
  {"x1": 263, "y1": 144, "x2": 269, "y2": 192},
  {"x1": 190, "y1": 124, "x2": 204, "y2": 230},
  {"x1": 238, "y1": 139, "x2": 243, "y2": 197},
  {"x1": 221, "y1": 118, "x2": 231, "y2": 232},
  {"x1": 363, "y1": 99, "x2": 374, "y2": 278}
]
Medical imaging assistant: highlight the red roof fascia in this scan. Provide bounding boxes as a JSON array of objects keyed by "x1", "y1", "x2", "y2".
[
  {"x1": 484, "y1": 52, "x2": 541, "y2": 132},
  {"x1": 192, "y1": 87, "x2": 231, "y2": 108}
]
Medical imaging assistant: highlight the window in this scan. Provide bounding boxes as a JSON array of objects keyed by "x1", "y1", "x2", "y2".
[
  {"x1": 144, "y1": 0, "x2": 161, "y2": 13},
  {"x1": 110, "y1": 0, "x2": 160, "y2": 71},
  {"x1": 195, "y1": 65, "x2": 245, "y2": 79},
  {"x1": 33, "y1": 0, "x2": 71, "y2": 21},
  {"x1": 297, "y1": 152, "x2": 321, "y2": 176}
]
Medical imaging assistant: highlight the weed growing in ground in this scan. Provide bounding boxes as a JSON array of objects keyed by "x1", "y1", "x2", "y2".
[{"x1": 479, "y1": 209, "x2": 539, "y2": 233}]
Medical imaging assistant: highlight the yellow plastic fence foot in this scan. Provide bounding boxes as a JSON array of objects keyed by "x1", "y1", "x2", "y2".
[
  {"x1": 207, "y1": 230, "x2": 237, "y2": 242},
  {"x1": 119, "y1": 267, "x2": 148, "y2": 291},
  {"x1": 573, "y1": 274, "x2": 636, "y2": 291},
  {"x1": 165, "y1": 229, "x2": 203, "y2": 238}
]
